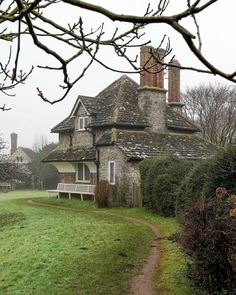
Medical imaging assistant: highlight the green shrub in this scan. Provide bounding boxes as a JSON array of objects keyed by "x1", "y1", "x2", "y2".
[
  {"x1": 140, "y1": 156, "x2": 193, "y2": 216},
  {"x1": 95, "y1": 180, "x2": 112, "y2": 208},
  {"x1": 179, "y1": 146, "x2": 236, "y2": 207},
  {"x1": 177, "y1": 159, "x2": 214, "y2": 209},
  {"x1": 180, "y1": 191, "x2": 236, "y2": 294}
]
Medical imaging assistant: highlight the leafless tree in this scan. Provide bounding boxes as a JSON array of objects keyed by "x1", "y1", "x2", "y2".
[
  {"x1": 182, "y1": 83, "x2": 236, "y2": 146},
  {"x1": 0, "y1": 0, "x2": 235, "y2": 105}
]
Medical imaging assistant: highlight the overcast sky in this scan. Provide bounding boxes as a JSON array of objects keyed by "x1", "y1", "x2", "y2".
[{"x1": 1, "y1": 0, "x2": 236, "y2": 152}]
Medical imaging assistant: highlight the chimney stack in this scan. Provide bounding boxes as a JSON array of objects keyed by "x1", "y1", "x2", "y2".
[
  {"x1": 138, "y1": 46, "x2": 167, "y2": 133},
  {"x1": 140, "y1": 46, "x2": 165, "y2": 89},
  {"x1": 168, "y1": 59, "x2": 184, "y2": 114},
  {"x1": 10, "y1": 133, "x2": 17, "y2": 155}
]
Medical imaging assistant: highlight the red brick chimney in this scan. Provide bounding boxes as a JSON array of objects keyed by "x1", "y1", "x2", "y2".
[
  {"x1": 138, "y1": 46, "x2": 167, "y2": 133},
  {"x1": 168, "y1": 59, "x2": 184, "y2": 113},
  {"x1": 10, "y1": 133, "x2": 17, "y2": 155},
  {"x1": 140, "y1": 46, "x2": 165, "y2": 89}
]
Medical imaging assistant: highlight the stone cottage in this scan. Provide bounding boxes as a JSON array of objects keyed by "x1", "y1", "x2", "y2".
[
  {"x1": 43, "y1": 46, "x2": 216, "y2": 205},
  {"x1": 8, "y1": 133, "x2": 35, "y2": 174}
]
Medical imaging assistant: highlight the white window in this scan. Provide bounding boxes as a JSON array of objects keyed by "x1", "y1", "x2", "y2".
[
  {"x1": 77, "y1": 163, "x2": 90, "y2": 182},
  {"x1": 108, "y1": 161, "x2": 115, "y2": 185},
  {"x1": 78, "y1": 117, "x2": 88, "y2": 130}
]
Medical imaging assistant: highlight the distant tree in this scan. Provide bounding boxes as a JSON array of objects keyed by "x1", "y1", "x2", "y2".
[
  {"x1": 30, "y1": 142, "x2": 59, "y2": 189},
  {"x1": 0, "y1": 0, "x2": 235, "y2": 107},
  {"x1": 182, "y1": 83, "x2": 236, "y2": 146}
]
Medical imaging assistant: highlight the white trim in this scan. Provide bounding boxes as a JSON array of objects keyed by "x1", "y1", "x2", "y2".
[
  {"x1": 78, "y1": 116, "x2": 88, "y2": 131},
  {"x1": 76, "y1": 163, "x2": 91, "y2": 182},
  {"x1": 70, "y1": 98, "x2": 90, "y2": 116},
  {"x1": 108, "y1": 161, "x2": 115, "y2": 185}
]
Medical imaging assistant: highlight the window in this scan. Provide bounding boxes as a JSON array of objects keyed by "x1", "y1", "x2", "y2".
[
  {"x1": 77, "y1": 163, "x2": 90, "y2": 182},
  {"x1": 78, "y1": 117, "x2": 88, "y2": 130},
  {"x1": 16, "y1": 156, "x2": 23, "y2": 162},
  {"x1": 108, "y1": 161, "x2": 115, "y2": 185}
]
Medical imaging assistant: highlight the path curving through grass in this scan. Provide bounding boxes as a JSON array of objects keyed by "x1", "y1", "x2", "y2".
[{"x1": 28, "y1": 199, "x2": 161, "y2": 295}]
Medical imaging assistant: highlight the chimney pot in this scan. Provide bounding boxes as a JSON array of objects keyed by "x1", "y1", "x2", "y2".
[
  {"x1": 168, "y1": 59, "x2": 181, "y2": 103},
  {"x1": 140, "y1": 46, "x2": 165, "y2": 88},
  {"x1": 10, "y1": 133, "x2": 17, "y2": 155},
  {"x1": 168, "y1": 59, "x2": 184, "y2": 114}
]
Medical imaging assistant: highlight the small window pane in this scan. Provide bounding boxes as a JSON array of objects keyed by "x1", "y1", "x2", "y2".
[
  {"x1": 79, "y1": 118, "x2": 84, "y2": 130},
  {"x1": 84, "y1": 165, "x2": 90, "y2": 180},
  {"x1": 109, "y1": 162, "x2": 115, "y2": 184},
  {"x1": 78, "y1": 164, "x2": 83, "y2": 180}
]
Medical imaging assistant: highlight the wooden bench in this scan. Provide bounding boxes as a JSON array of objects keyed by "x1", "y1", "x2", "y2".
[{"x1": 48, "y1": 183, "x2": 96, "y2": 201}]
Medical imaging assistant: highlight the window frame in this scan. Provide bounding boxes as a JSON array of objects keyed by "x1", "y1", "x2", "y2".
[
  {"x1": 76, "y1": 163, "x2": 91, "y2": 183},
  {"x1": 78, "y1": 116, "x2": 88, "y2": 131},
  {"x1": 108, "y1": 161, "x2": 115, "y2": 185}
]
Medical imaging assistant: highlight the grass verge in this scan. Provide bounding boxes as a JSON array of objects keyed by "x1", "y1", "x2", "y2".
[{"x1": 0, "y1": 192, "x2": 153, "y2": 295}]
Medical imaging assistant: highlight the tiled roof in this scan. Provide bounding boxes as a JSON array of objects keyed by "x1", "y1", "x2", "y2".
[
  {"x1": 51, "y1": 74, "x2": 200, "y2": 133},
  {"x1": 89, "y1": 75, "x2": 150, "y2": 128},
  {"x1": 70, "y1": 95, "x2": 97, "y2": 116},
  {"x1": 42, "y1": 146, "x2": 96, "y2": 162},
  {"x1": 19, "y1": 147, "x2": 36, "y2": 160},
  {"x1": 96, "y1": 130, "x2": 217, "y2": 160},
  {"x1": 51, "y1": 116, "x2": 75, "y2": 133},
  {"x1": 166, "y1": 107, "x2": 200, "y2": 132}
]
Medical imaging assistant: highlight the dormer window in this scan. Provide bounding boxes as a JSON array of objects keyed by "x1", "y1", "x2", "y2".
[{"x1": 78, "y1": 117, "x2": 88, "y2": 130}]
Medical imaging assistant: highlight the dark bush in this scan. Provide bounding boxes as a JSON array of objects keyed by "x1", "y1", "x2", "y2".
[
  {"x1": 209, "y1": 146, "x2": 236, "y2": 194},
  {"x1": 95, "y1": 180, "x2": 112, "y2": 208},
  {"x1": 179, "y1": 146, "x2": 236, "y2": 207},
  {"x1": 180, "y1": 190, "x2": 236, "y2": 294},
  {"x1": 140, "y1": 156, "x2": 193, "y2": 216},
  {"x1": 177, "y1": 159, "x2": 213, "y2": 209}
]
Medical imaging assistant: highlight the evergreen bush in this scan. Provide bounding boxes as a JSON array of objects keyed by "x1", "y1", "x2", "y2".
[
  {"x1": 179, "y1": 146, "x2": 236, "y2": 208},
  {"x1": 140, "y1": 156, "x2": 193, "y2": 216}
]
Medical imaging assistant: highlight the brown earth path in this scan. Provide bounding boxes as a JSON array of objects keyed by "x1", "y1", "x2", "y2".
[{"x1": 27, "y1": 199, "x2": 160, "y2": 295}]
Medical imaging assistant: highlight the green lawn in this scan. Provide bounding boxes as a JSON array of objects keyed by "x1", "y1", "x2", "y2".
[
  {"x1": 0, "y1": 190, "x2": 153, "y2": 295},
  {"x1": 0, "y1": 190, "x2": 194, "y2": 295}
]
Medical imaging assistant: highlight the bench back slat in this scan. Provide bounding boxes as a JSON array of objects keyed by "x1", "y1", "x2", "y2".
[{"x1": 55, "y1": 183, "x2": 95, "y2": 194}]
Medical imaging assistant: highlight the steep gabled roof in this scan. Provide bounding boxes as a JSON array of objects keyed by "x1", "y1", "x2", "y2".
[
  {"x1": 96, "y1": 130, "x2": 217, "y2": 160},
  {"x1": 89, "y1": 75, "x2": 150, "y2": 128},
  {"x1": 42, "y1": 146, "x2": 96, "y2": 162},
  {"x1": 51, "y1": 74, "x2": 200, "y2": 133},
  {"x1": 70, "y1": 95, "x2": 97, "y2": 116}
]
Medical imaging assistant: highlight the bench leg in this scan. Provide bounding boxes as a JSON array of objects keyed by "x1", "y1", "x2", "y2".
[
  {"x1": 58, "y1": 192, "x2": 60, "y2": 199},
  {"x1": 81, "y1": 194, "x2": 83, "y2": 201},
  {"x1": 69, "y1": 193, "x2": 71, "y2": 200}
]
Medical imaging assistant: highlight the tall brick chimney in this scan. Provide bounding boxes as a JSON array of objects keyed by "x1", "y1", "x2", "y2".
[
  {"x1": 140, "y1": 46, "x2": 165, "y2": 88},
  {"x1": 138, "y1": 46, "x2": 167, "y2": 133},
  {"x1": 10, "y1": 133, "x2": 17, "y2": 155},
  {"x1": 168, "y1": 59, "x2": 184, "y2": 114}
]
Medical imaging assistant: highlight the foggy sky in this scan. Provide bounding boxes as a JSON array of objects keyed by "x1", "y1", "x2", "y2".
[{"x1": 1, "y1": 0, "x2": 236, "y2": 152}]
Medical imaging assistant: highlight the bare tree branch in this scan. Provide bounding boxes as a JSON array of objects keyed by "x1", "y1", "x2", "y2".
[{"x1": 0, "y1": 0, "x2": 235, "y2": 106}]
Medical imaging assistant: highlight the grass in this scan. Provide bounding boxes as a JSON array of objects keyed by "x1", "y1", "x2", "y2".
[
  {"x1": 37, "y1": 197, "x2": 195, "y2": 294},
  {"x1": 0, "y1": 190, "x2": 153, "y2": 295},
  {"x1": 0, "y1": 190, "x2": 194, "y2": 295}
]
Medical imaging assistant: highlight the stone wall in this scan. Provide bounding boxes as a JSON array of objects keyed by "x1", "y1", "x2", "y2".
[
  {"x1": 138, "y1": 87, "x2": 167, "y2": 133},
  {"x1": 59, "y1": 133, "x2": 70, "y2": 147},
  {"x1": 98, "y1": 145, "x2": 141, "y2": 205},
  {"x1": 59, "y1": 172, "x2": 76, "y2": 183}
]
